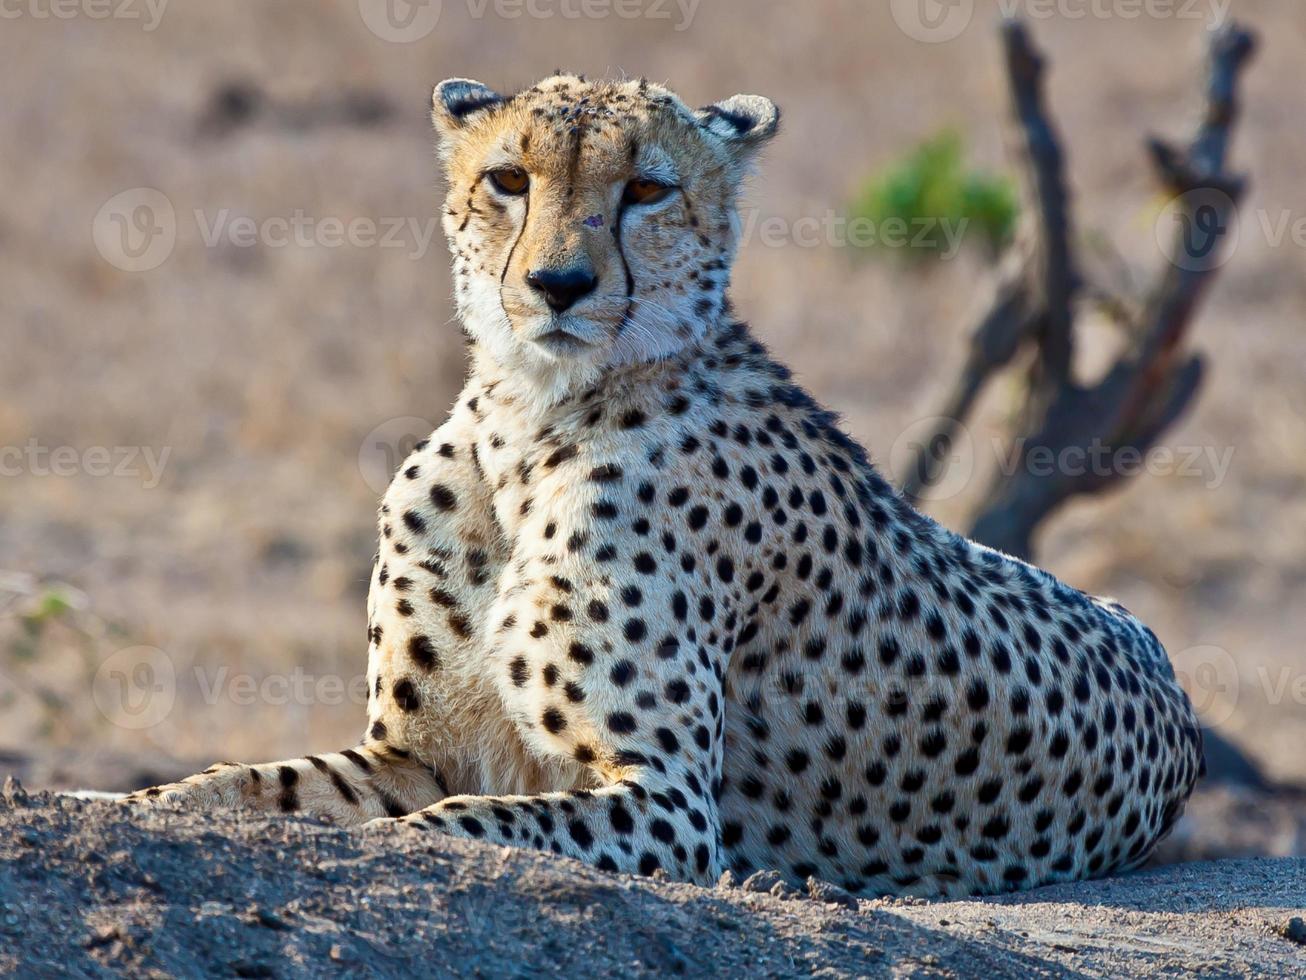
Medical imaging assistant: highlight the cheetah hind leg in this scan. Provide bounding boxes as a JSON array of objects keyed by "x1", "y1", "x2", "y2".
[{"x1": 121, "y1": 745, "x2": 446, "y2": 826}]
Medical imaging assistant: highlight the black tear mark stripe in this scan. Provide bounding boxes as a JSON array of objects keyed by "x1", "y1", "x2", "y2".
[
  {"x1": 613, "y1": 202, "x2": 636, "y2": 306},
  {"x1": 500, "y1": 190, "x2": 530, "y2": 285}
]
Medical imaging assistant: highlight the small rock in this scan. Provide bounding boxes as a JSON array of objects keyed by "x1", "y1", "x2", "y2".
[
  {"x1": 769, "y1": 880, "x2": 801, "y2": 900},
  {"x1": 716, "y1": 870, "x2": 738, "y2": 890},
  {"x1": 741, "y1": 870, "x2": 783, "y2": 894},
  {"x1": 329, "y1": 944, "x2": 348, "y2": 962},
  {"x1": 2, "y1": 777, "x2": 28, "y2": 806},
  {"x1": 650, "y1": 868, "x2": 671, "y2": 883},
  {"x1": 1281, "y1": 917, "x2": 1306, "y2": 946},
  {"x1": 806, "y1": 877, "x2": 859, "y2": 911}
]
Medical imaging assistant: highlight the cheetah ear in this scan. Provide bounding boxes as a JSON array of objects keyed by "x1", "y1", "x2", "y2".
[
  {"x1": 431, "y1": 78, "x2": 505, "y2": 136},
  {"x1": 696, "y1": 94, "x2": 780, "y2": 162}
]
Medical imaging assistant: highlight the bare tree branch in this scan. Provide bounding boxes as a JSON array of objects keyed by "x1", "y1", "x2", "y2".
[
  {"x1": 901, "y1": 20, "x2": 1073, "y2": 503},
  {"x1": 1002, "y1": 19, "x2": 1077, "y2": 384},
  {"x1": 903, "y1": 19, "x2": 1256, "y2": 560}
]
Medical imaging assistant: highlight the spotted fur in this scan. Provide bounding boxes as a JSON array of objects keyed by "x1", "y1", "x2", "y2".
[{"x1": 126, "y1": 74, "x2": 1202, "y2": 897}]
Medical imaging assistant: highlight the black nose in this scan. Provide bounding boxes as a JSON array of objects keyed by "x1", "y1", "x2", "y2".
[{"x1": 526, "y1": 267, "x2": 598, "y2": 313}]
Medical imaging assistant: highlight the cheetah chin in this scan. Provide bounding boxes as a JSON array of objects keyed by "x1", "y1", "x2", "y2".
[{"x1": 124, "y1": 72, "x2": 1202, "y2": 899}]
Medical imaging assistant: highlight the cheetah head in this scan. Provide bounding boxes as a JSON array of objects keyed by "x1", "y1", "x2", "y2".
[{"x1": 432, "y1": 73, "x2": 778, "y2": 398}]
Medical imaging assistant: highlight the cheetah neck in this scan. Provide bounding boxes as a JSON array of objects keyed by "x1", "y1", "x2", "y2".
[{"x1": 463, "y1": 312, "x2": 731, "y2": 423}]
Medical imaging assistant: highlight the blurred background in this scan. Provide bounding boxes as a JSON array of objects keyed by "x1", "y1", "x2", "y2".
[{"x1": 0, "y1": 0, "x2": 1302, "y2": 861}]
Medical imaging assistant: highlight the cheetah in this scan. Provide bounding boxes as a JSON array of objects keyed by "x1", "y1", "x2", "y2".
[{"x1": 126, "y1": 73, "x2": 1203, "y2": 897}]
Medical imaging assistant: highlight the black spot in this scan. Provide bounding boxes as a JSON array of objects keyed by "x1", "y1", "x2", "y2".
[
  {"x1": 408, "y1": 635, "x2": 440, "y2": 671},
  {"x1": 458, "y1": 816, "x2": 486, "y2": 837},
  {"x1": 544, "y1": 444, "x2": 579, "y2": 468},
  {"x1": 607, "y1": 712, "x2": 637, "y2": 734},
  {"x1": 393, "y1": 679, "x2": 421, "y2": 712}
]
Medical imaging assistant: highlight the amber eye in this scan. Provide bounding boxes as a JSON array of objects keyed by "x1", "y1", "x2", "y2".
[
  {"x1": 623, "y1": 178, "x2": 675, "y2": 206},
  {"x1": 488, "y1": 168, "x2": 529, "y2": 195}
]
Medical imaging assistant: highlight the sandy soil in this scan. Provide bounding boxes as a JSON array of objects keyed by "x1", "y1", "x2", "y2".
[{"x1": 1, "y1": 783, "x2": 1303, "y2": 979}]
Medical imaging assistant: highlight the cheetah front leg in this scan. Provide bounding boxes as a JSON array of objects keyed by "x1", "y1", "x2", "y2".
[
  {"x1": 367, "y1": 496, "x2": 728, "y2": 884},
  {"x1": 126, "y1": 391, "x2": 508, "y2": 826},
  {"x1": 121, "y1": 745, "x2": 445, "y2": 825}
]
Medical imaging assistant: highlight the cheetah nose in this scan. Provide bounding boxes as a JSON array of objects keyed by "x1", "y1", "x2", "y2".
[{"x1": 526, "y1": 267, "x2": 599, "y2": 313}]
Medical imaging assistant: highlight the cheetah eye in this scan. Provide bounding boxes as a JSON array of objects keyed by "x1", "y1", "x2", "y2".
[
  {"x1": 487, "y1": 168, "x2": 529, "y2": 196},
  {"x1": 623, "y1": 178, "x2": 675, "y2": 206}
]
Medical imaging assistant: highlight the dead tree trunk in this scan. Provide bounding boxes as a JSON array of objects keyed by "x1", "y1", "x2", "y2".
[{"x1": 904, "y1": 19, "x2": 1256, "y2": 561}]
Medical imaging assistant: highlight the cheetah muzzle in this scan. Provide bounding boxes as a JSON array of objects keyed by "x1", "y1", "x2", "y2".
[{"x1": 125, "y1": 73, "x2": 1203, "y2": 898}]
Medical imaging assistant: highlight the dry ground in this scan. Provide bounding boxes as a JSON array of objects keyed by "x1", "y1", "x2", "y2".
[
  {"x1": 1, "y1": 787, "x2": 1304, "y2": 978},
  {"x1": 0, "y1": 0, "x2": 1303, "y2": 825}
]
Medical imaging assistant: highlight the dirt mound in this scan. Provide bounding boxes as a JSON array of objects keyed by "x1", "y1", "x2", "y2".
[{"x1": 1, "y1": 784, "x2": 1301, "y2": 978}]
